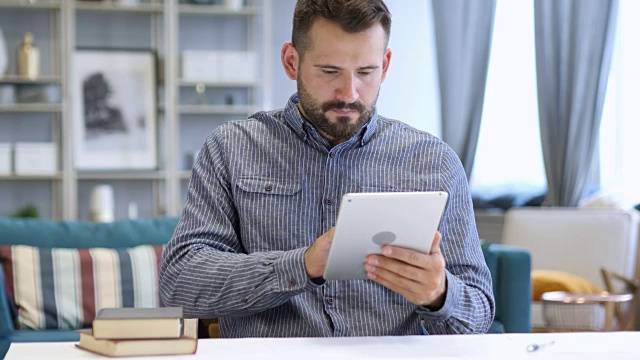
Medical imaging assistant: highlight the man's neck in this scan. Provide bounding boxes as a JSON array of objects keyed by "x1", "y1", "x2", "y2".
[{"x1": 295, "y1": 102, "x2": 342, "y2": 147}]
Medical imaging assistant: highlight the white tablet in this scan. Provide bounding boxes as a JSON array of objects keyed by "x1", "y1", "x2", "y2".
[{"x1": 323, "y1": 191, "x2": 449, "y2": 281}]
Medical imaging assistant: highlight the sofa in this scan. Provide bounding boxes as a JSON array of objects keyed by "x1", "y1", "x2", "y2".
[
  {"x1": 500, "y1": 207, "x2": 639, "y2": 331},
  {"x1": 0, "y1": 216, "x2": 531, "y2": 356},
  {"x1": 0, "y1": 216, "x2": 180, "y2": 356},
  {"x1": 482, "y1": 242, "x2": 532, "y2": 333}
]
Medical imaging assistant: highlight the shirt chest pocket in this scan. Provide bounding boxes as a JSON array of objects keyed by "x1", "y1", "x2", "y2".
[
  {"x1": 237, "y1": 178, "x2": 301, "y2": 197},
  {"x1": 234, "y1": 177, "x2": 304, "y2": 251}
]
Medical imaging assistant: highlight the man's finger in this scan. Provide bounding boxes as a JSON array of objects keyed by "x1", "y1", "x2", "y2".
[
  {"x1": 380, "y1": 245, "x2": 429, "y2": 268},
  {"x1": 366, "y1": 269, "x2": 423, "y2": 302},
  {"x1": 429, "y1": 231, "x2": 442, "y2": 254},
  {"x1": 379, "y1": 231, "x2": 442, "y2": 267}
]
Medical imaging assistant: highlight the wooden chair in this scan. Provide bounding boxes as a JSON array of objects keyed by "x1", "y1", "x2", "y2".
[{"x1": 600, "y1": 267, "x2": 640, "y2": 331}]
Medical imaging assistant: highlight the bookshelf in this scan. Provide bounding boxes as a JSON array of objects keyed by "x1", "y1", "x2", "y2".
[{"x1": 0, "y1": 0, "x2": 271, "y2": 220}]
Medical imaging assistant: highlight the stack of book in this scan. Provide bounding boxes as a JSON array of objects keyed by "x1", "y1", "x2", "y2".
[{"x1": 76, "y1": 307, "x2": 198, "y2": 357}]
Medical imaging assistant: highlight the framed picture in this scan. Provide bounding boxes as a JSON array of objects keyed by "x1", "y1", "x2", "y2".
[{"x1": 72, "y1": 49, "x2": 157, "y2": 170}]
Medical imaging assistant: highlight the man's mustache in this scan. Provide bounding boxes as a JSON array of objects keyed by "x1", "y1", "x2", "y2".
[{"x1": 322, "y1": 101, "x2": 366, "y2": 113}]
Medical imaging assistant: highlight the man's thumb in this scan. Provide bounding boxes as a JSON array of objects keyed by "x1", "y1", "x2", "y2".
[{"x1": 429, "y1": 231, "x2": 442, "y2": 254}]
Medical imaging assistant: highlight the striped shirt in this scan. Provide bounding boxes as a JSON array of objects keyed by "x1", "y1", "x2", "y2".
[{"x1": 160, "y1": 94, "x2": 495, "y2": 337}]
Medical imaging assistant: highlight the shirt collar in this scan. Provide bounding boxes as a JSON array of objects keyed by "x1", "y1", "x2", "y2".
[{"x1": 283, "y1": 93, "x2": 379, "y2": 147}]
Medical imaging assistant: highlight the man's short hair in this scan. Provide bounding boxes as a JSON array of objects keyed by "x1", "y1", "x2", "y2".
[{"x1": 292, "y1": 0, "x2": 391, "y2": 58}]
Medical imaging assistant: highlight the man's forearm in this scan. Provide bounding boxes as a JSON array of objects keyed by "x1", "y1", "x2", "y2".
[{"x1": 160, "y1": 245, "x2": 319, "y2": 318}]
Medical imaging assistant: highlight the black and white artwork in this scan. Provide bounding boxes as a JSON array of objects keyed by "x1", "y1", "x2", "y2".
[{"x1": 73, "y1": 50, "x2": 156, "y2": 170}]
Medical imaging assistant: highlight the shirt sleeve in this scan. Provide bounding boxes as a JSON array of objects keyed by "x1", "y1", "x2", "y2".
[
  {"x1": 416, "y1": 145, "x2": 496, "y2": 334},
  {"x1": 159, "y1": 131, "x2": 321, "y2": 319}
]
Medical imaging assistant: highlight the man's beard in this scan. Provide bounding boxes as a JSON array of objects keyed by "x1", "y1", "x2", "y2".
[{"x1": 297, "y1": 80, "x2": 377, "y2": 143}]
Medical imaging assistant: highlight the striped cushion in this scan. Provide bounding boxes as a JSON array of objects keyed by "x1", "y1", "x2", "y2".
[{"x1": 0, "y1": 245, "x2": 163, "y2": 330}]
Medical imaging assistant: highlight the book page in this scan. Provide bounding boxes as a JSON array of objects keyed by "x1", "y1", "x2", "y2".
[{"x1": 183, "y1": 318, "x2": 198, "y2": 338}]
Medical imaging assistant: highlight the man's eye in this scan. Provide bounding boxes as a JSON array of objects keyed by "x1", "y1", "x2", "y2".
[
  {"x1": 358, "y1": 71, "x2": 373, "y2": 76},
  {"x1": 322, "y1": 70, "x2": 338, "y2": 74}
]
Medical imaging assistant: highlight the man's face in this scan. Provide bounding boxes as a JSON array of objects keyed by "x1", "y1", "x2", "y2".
[{"x1": 293, "y1": 18, "x2": 391, "y2": 145}]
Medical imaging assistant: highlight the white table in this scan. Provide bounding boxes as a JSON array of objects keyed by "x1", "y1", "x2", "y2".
[{"x1": 6, "y1": 332, "x2": 640, "y2": 359}]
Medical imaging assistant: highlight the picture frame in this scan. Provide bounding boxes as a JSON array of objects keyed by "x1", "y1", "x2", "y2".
[{"x1": 72, "y1": 49, "x2": 157, "y2": 170}]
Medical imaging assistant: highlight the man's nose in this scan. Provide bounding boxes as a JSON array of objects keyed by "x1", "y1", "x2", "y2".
[{"x1": 336, "y1": 74, "x2": 359, "y2": 104}]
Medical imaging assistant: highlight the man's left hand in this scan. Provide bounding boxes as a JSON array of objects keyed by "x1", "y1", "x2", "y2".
[{"x1": 364, "y1": 231, "x2": 447, "y2": 309}]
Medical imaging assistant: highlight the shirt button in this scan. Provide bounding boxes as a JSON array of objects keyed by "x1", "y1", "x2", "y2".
[
  {"x1": 324, "y1": 199, "x2": 333, "y2": 205},
  {"x1": 264, "y1": 184, "x2": 273, "y2": 192},
  {"x1": 289, "y1": 279, "x2": 297, "y2": 287},
  {"x1": 329, "y1": 152, "x2": 336, "y2": 158},
  {"x1": 326, "y1": 298, "x2": 334, "y2": 305}
]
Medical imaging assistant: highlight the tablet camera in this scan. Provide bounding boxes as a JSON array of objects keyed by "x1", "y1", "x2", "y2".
[{"x1": 372, "y1": 231, "x2": 396, "y2": 246}]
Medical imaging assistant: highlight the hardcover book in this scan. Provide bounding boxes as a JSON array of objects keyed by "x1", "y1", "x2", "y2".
[
  {"x1": 92, "y1": 307, "x2": 184, "y2": 340},
  {"x1": 76, "y1": 329, "x2": 197, "y2": 357}
]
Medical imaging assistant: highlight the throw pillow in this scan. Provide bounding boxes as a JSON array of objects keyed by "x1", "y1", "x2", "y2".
[
  {"x1": 0, "y1": 244, "x2": 164, "y2": 330},
  {"x1": 531, "y1": 269, "x2": 602, "y2": 301}
]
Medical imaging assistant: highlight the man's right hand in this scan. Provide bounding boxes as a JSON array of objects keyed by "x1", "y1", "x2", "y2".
[{"x1": 303, "y1": 227, "x2": 335, "y2": 278}]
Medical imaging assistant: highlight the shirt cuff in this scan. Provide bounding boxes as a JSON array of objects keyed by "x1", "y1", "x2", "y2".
[
  {"x1": 416, "y1": 270, "x2": 460, "y2": 321},
  {"x1": 273, "y1": 247, "x2": 324, "y2": 292}
]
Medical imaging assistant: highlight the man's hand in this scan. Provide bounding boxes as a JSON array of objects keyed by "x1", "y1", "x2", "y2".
[
  {"x1": 304, "y1": 227, "x2": 335, "y2": 278},
  {"x1": 365, "y1": 231, "x2": 447, "y2": 309}
]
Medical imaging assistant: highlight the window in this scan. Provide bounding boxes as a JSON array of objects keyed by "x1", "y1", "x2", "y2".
[
  {"x1": 470, "y1": 0, "x2": 546, "y2": 194},
  {"x1": 599, "y1": 0, "x2": 640, "y2": 209}
]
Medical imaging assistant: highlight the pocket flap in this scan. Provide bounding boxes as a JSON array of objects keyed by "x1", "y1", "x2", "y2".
[{"x1": 237, "y1": 178, "x2": 301, "y2": 195}]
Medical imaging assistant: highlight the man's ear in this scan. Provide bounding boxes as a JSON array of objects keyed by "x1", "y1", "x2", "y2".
[
  {"x1": 381, "y1": 48, "x2": 392, "y2": 82},
  {"x1": 281, "y1": 42, "x2": 299, "y2": 80}
]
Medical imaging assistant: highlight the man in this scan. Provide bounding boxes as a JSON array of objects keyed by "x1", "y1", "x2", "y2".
[{"x1": 160, "y1": 0, "x2": 494, "y2": 336}]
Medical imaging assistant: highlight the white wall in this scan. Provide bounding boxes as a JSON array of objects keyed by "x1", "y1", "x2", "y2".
[
  {"x1": 377, "y1": 1, "x2": 440, "y2": 136},
  {"x1": 269, "y1": 0, "x2": 297, "y2": 109},
  {"x1": 269, "y1": 0, "x2": 441, "y2": 136}
]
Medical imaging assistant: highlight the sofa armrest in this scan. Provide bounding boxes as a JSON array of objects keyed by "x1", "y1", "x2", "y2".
[
  {"x1": 0, "y1": 266, "x2": 14, "y2": 339},
  {"x1": 483, "y1": 243, "x2": 531, "y2": 333}
]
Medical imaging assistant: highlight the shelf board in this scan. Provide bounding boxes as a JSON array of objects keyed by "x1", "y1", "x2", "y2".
[
  {"x1": 0, "y1": 104, "x2": 63, "y2": 113},
  {"x1": 178, "y1": 79, "x2": 259, "y2": 88},
  {"x1": 0, "y1": 173, "x2": 62, "y2": 180},
  {"x1": 179, "y1": 105, "x2": 253, "y2": 115},
  {"x1": 178, "y1": 4, "x2": 259, "y2": 16},
  {"x1": 77, "y1": 171, "x2": 166, "y2": 180},
  {"x1": 179, "y1": 170, "x2": 192, "y2": 180},
  {"x1": 0, "y1": 0, "x2": 61, "y2": 10},
  {"x1": 0, "y1": 76, "x2": 62, "y2": 85},
  {"x1": 75, "y1": 1, "x2": 163, "y2": 13}
]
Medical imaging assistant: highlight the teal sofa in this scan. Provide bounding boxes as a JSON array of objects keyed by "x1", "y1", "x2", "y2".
[
  {"x1": 0, "y1": 217, "x2": 531, "y2": 357},
  {"x1": 483, "y1": 242, "x2": 531, "y2": 333},
  {"x1": 0, "y1": 216, "x2": 179, "y2": 356}
]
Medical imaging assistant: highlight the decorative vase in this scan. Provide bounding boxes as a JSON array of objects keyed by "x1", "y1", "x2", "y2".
[
  {"x1": 0, "y1": 27, "x2": 8, "y2": 77},
  {"x1": 17, "y1": 32, "x2": 40, "y2": 79},
  {"x1": 90, "y1": 184, "x2": 115, "y2": 223}
]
